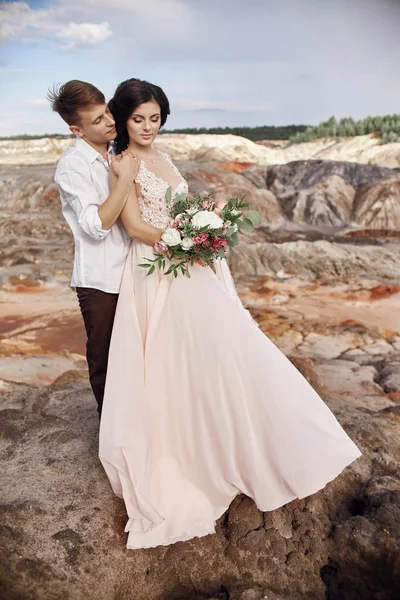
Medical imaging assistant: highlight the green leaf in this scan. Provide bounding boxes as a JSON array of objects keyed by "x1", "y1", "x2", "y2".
[
  {"x1": 217, "y1": 248, "x2": 226, "y2": 259},
  {"x1": 241, "y1": 218, "x2": 255, "y2": 232},
  {"x1": 165, "y1": 265, "x2": 175, "y2": 275},
  {"x1": 165, "y1": 186, "x2": 172, "y2": 204},
  {"x1": 231, "y1": 232, "x2": 239, "y2": 245},
  {"x1": 173, "y1": 270, "x2": 178, "y2": 278},
  {"x1": 147, "y1": 265, "x2": 155, "y2": 276},
  {"x1": 226, "y1": 227, "x2": 235, "y2": 236},
  {"x1": 138, "y1": 263, "x2": 152, "y2": 269},
  {"x1": 247, "y1": 210, "x2": 261, "y2": 225}
]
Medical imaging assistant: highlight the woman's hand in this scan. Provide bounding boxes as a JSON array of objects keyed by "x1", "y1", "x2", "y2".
[{"x1": 111, "y1": 153, "x2": 139, "y2": 182}]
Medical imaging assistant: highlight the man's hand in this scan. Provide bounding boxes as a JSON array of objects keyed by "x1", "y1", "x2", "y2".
[
  {"x1": 111, "y1": 153, "x2": 139, "y2": 182},
  {"x1": 100, "y1": 153, "x2": 139, "y2": 231}
]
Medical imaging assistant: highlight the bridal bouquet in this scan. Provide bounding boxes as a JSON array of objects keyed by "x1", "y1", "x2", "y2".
[{"x1": 139, "y1": 187, "x2": 261, "y2": 278}]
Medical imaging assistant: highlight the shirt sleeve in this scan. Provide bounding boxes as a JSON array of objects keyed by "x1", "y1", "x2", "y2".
[{"x1": 55, "y1": 155, "x2": 110, "y2": 241}]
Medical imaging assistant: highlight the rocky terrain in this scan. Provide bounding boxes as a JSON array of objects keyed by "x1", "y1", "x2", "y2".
[
  {"x1": 1, "y1": 132, "x2": 400, "y2": 168},
  {"x1": 1, "y1": 141, "x2": 400, "y2": 599}
]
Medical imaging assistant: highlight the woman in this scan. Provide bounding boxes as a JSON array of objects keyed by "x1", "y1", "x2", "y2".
[{"x1": 100, "y1": 78, "x2": 362, "y2": 550}]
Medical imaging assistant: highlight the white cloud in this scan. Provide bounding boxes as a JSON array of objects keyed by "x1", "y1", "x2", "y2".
[
  {"x1": 57, "y1": 22, "x2": 112, "y2": 48},
  {"x1": 69, "y1": 0, "x2": 194, "y2": 33},
  {"x1": 0, "y1": 1, "x2": 28, "y2": 43},
  {"x1": 1, "y1": 0, "x2": 400, "y2": 135},
  {"x1": 0, "y1": 0, "x2": 194, "y2": 48},
  {"x1": 0, "y1": 1, "x2": 112, "y2": 48}
]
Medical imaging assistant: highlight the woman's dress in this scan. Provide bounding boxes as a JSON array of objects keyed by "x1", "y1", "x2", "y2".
[{"x1": 99, "y1": 152, "x2": 362, "y2": 549}]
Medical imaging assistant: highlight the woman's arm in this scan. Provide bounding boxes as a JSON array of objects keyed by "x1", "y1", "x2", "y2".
[{"x1": 120, "y1": 183, "x2": 163, "y2": 246}]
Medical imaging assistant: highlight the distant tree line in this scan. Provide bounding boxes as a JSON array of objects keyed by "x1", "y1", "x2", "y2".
[
  {"x1": 288, "y1": 114, "x2": 400, "y2": 145},
  {"x1": 160, "y1": 125, "x2": 308, "y2": 141},
  {"x1": 0, "y1": 126, "x2": 308, "y2": 142},
  {"x1": 2, "y1": 115, "x2": 400, "y2": 144},
  {"x1": 0, "y1": 133, "x2": 74, "y2": 140}
]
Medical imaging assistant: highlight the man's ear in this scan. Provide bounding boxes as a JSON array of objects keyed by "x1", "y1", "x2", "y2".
[{"x1": 69, "y1": 124, "x2": 83, "y2": 138}]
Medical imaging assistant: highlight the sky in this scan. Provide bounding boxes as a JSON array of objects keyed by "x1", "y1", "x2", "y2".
[{"x1": 1, "y1": 0, "x2": 400, "y2": 136}]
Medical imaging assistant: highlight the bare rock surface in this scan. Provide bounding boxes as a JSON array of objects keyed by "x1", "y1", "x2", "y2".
[
  {"x1": 1, "y1": 271, "x2": 400, "y2": 600},
  {"x1": 1, "y1": 155, "x2": 400, "y2": 600},
  {"x1": 352, "y1": 177, "x2": 400, "y2": 229},
  {"x1": 230, "y1": 239, "x2": 400, "y2": 281},
  {"x1": 263, "y1": 159, "x2": 400, "y2": 230}
]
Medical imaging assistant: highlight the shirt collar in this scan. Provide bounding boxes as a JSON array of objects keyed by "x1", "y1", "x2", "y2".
[{"x1": 75, "y1": 137, "x2": 113, "y2": 166}]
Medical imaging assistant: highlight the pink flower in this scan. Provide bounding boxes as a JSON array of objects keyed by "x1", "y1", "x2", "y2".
[
  {"x1": 212, "y1": 238, "x2": 228, "y2": 250},
  {"x1": 192, "y1": 233, "x2": 209, "y2": 245},
  {"x1": 216, "y1": 200, "x2": 228, "y2": 210},
  {"x1": 154, "y1": 240, "x2": 167, "y2": 254}
]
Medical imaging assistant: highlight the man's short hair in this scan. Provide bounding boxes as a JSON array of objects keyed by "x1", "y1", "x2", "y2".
[{"x1": 47, "y1": 80, "x2": 105, "y2": 126}]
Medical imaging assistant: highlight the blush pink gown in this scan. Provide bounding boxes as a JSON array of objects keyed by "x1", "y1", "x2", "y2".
[{"x1": 99, "y1": 153, "x2": 362, "y2": 550}]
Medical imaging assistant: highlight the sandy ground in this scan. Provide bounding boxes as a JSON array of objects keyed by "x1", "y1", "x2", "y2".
[
  {"x1": 236, "y1": 277, "x2": 400, "y2": 334},
  {"x1": 1, "y1": 276, "x2": 399, "y2": 387},
  {"x1": 0, "y1": 283, "x2": 85, "y2": 385}
]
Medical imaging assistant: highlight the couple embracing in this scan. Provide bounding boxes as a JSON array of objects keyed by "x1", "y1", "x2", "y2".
[{"x1": 50, "y1": 78, "x2": 361, "y2": 550}]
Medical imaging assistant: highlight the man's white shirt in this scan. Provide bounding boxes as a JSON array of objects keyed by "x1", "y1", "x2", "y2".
[{"x1": 55, "y1": 137, "x2": 131, "y2": 293}]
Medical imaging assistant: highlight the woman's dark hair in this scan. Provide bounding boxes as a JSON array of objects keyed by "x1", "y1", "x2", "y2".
[{"x1": 108, "y1": 78, "x2": 170, "y2": 153}]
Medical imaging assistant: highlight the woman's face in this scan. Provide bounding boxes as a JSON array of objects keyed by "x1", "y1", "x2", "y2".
[{"x1": 126, "y1": 99, "x2": 161, "y2": 147}]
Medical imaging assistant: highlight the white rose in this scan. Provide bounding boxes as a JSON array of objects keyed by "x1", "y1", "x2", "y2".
[
  {"x1": 181, "y1": 237, "x2": 194, "y2": 250},
  {"x1": 175, "y1": 213, "x2": 185, "y2": 220},
  {"x1": 224, "y1": 220, "x2": 232, "y2": 228},
  {"x1": 191, "y1": 210, "x2": 224, "y2": 230},
  {"x1": 230, "y1": 209, "x2": 241, "y2": 216},
  {"x1": 161, "y1": 228, "x2": 181, "y2": 246},
  {"x1": 232, "y1": 223, "x2": 238, "y2": 232},
  {"x1": 186, "y1": 207, "x2": 198, "y2": 215}
]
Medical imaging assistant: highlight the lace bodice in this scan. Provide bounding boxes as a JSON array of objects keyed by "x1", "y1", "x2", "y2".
[{"x1": 135, "y1": 152, "x2": 189, "y2": 229}]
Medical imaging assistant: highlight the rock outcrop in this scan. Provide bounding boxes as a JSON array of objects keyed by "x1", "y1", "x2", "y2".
[
  {"x1": 263, "y1": 160, "x2": 400, "y2": 230},
  {"x1": 1, "y1": 152, "x2": 400, "y2": 600},
  {"x1": 1, "y1": 133, "x2": 400, "y2": 168},
  {"x1": 1, "y1": 284, "x2": 400, "y2": 600},
  {"x1": 1, "y1": 160, "x2": 400, "y2": 288},
  {"x1": 352, "y1": 177, "x2": 400, "y2": 229},
  {"x1": 229, "y1": 239, "x2": 400, "y2": 281}
]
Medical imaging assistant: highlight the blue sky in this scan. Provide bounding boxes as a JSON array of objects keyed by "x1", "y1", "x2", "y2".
[{"x1": 1, "y1": 0, "x2": 400, "y2": 135}]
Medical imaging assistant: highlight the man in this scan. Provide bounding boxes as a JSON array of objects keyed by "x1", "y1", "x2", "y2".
[{"x1": 49, "y1": 80, "x2": 137, "y2": 417}]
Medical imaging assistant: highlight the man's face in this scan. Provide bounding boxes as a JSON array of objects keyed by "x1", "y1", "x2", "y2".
[{"x1": 70, "y1": 103, "x2": 116, "y2": 145}]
